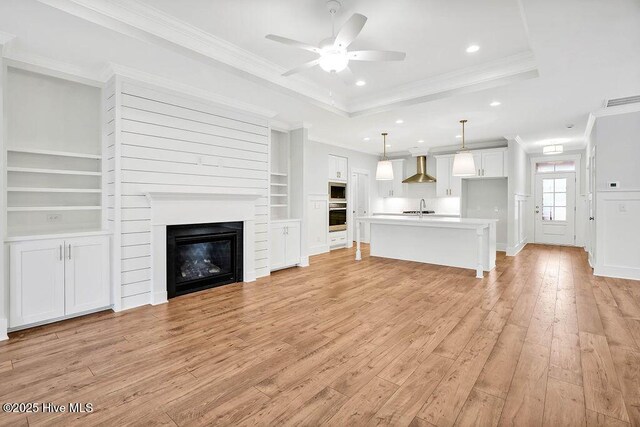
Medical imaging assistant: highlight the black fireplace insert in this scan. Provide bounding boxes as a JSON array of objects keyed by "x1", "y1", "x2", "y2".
[{"x1": 166, "y1": 221, "x2": 243, "y2": 298}]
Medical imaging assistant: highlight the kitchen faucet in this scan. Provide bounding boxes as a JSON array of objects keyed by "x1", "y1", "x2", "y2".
[{"x1": 418, "y1": 198, "x2": 426, "y2": 219}]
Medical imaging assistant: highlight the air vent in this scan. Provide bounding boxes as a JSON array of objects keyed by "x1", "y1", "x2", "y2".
[{"x1": 606, "y1": 95, "x2": 640, "y2": 108}]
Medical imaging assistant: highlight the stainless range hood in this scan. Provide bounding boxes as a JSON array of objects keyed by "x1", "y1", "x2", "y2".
[{"x1": 402, "y1": 155, "x2": 436, "y2": 183}]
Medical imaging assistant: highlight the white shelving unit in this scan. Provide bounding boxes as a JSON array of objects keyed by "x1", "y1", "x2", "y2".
[{"x1": 270, "y1": 130, "x2": 291, "y2": 220}]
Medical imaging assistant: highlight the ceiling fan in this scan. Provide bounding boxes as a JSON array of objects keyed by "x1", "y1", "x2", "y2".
[{"x1": 265, "y1": 0, "x2": 406, "y2": 84}]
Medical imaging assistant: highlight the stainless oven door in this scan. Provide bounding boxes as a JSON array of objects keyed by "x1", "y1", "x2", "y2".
[{"x1": 329, "y1": 207, "x2": 347, "y2": 232}]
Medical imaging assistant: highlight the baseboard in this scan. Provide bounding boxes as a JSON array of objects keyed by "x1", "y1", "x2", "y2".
[
  {"x1": 496, "y1": 243, "x2": 507, "y2": 252},
  {"x1": 0, "y1": 318, "x2": 8, "y2": 341},
  {"x1": 594, "y1": 265, "x2": 640, "y2": 281},
  {"x1": 298, "y1": 256, "x2": 310, "y2": 267},
  {"x1": 308, "y1": 245, "x2": 329, "y2": 256},
  {"x1": 150, "y1": 291, "x2": 168, "y2": 306},
  {"x1": 244, "y1": 270, "x2": 257, "y2": 282},
  {"x1": 6, "y1": 306, "x2": 112, "y2": 335},
  {"x1": 506, "y1": 241, "x2": 528, "y2": 257}
]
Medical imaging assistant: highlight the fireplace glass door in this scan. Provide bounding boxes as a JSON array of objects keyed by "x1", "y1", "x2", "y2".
[{"x1": 175, "y1": 235, "x2": 234, "y2": 285}]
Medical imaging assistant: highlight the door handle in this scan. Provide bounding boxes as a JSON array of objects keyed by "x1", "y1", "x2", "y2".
[
  {"x1": 68, "y1": 244, "x2": 72, "y2": 260},
  {"x1": 59, "y1": 245, "x2": 63, "y2": 261},
  {"x1": 589, "y1": 217, "x2": 595, "y2": 220}
]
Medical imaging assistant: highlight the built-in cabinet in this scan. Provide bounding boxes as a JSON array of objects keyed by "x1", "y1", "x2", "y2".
[
  {"x1": 328, "y1": 154, "x2": 348, "y2": 182},
  {"x1": 270, "y1": 220, "x2": 301, "y2": 271},
  {"x1": 471, "y1": 148, "x2": 507, "y2": 178},
  {"x1": 436, "y1": 156, "x2": 462, "y2": 197},
  {"x1": 378, "y1": 159, "x2": 407, "y2": 198},
  {"x1": 436, "y1": 148, "x2": 508, "y2": 197},
  {"x1": 9, "y1": 234, "x2": 110, "y2": 328}
]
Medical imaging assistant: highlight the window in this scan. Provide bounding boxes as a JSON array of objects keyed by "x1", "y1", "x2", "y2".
[
  {"x1": 542, "y1": 178, "x2": 567, "y2": 221},
  {"x1": 536, "y1": 160, "x2": 575, "y2": 173}
]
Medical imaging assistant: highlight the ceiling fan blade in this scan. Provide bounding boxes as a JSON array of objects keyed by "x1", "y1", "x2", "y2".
[
  {"x1": 338, "y1": 67, "x2": 356, "y2": 86},
  {"x1": 334, "y1": 13, "x2": 367, "y2": 49},
  {"x1": 282, "y1": 59, "x2": 321, "y2": 76},
  {"x1": 348, "y1": 50, "x2": 406, "y2": 61},
  {"x1": 265, "y1": 34, "x2": 320, "y2": 54}
]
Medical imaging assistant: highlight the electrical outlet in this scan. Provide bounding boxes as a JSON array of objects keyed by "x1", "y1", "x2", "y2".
[{"x1": 46, "y1": 213, "x2": 61, "y2": 223}]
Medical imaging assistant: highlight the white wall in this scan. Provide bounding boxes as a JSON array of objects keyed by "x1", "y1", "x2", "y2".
[
  {"x1": 592, "y1": 111, "x2": 640, "y2": 280},
  {"x1": 110, "y1": 78, "x2": 270, "y2": 310},
  {"x1": 463, "y1": 178, "x2": 508, "y2": 250},
  {"x1": 0, "y1": 55, "x2": 6, "y2": 339},
  {"x1": 507, "y1": 138, "x2": 531, "y2": 255}
]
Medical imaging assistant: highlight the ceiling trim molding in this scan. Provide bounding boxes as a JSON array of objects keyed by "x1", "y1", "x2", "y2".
[
  {"x1": 103, "y1": 62, "x2": 278, "y2": 118},
  {"x1": 347, "y1": 51, "x2": 539, "y2": 117},
  {"x1": 269, "y1": 119, "x2": 292, "y2": 132},
  {"x1": 36, "y1": 0, "x2": 349, "y2": 113},
  {"x1": 36, "y1": 0, "x2": 540, "y2": 118},
  {"x1": 3, "y1": 49, "x2": 104, "y2": 87},
  {"x1": 592, "y1": 102, "x2": 640, "y2": 118}
]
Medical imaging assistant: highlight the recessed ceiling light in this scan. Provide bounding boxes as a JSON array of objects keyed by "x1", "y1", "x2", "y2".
[
  {"x1": 363, "y1": 137, "x2": 370, "y2": 141},
  {"x1": 395, "y1": 119, "x2": 404, "y2": 124},
  {"x1": 466, "y1": 45, "x2": 480, "y2": 53},
  {"x1": 490, "y1": 101, "x2": 501, "y2": 107},
  {"x1": 418, "y1": 139, "x2": 424, "y2": 143},
  {"x1": 455, "y1": 135, "x2": 462, "y2": 139},
  {"x1": 355, "y1": 80, "x2": 366, "y2": 86}
]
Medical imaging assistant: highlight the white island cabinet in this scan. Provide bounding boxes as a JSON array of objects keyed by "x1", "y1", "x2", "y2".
[{"x1": 354, "y1": 215, "x2": 497, "y2": 278}]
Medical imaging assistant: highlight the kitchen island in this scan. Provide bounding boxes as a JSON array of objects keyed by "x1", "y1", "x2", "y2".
[{"x1": 355, "y1": 215, "x2": 497, "y2": 278}]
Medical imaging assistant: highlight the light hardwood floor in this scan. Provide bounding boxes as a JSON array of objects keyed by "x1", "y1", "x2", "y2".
[{"x1": 1, "y1": 244, "x2": 639, "y2": 426}]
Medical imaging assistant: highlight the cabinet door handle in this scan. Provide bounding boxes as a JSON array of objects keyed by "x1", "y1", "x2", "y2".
[
  {"x1": 59, "y1": 245, "x2": 63, "y2": 261},
  {"x1": 482, "y1": 168, "x2": 485, "y2": 176},
  {"x1": 68, "y1": 244, "x2": 72, "y2": 260},
  {"x1": 478, "y1": 169, "x2": 481, "y2": 176}
]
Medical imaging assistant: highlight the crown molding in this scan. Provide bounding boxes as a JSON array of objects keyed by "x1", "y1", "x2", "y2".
[
  {"x1": 347, "y1": 51, "x2": 539, "y2": 117},
  {"x1": 36, "y1": 0, "x2": 349, "y2": 114},
  {"x1": 0, "y1": 31, "x2": 16, "y2": 49},
  {"x1": 37, "y1": 0, "x2": 540, "y2": 118},
  {"x1": 104, "y1": 62, "x2": 278, "y2": 118},
  {"x1": 3, "y1": 49, "x2": 104, "y2": 87},
  {"x1": 592, "y1": 103, "x2": 640, "y2": 118}
]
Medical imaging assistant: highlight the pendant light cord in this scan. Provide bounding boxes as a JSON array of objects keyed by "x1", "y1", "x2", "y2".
[
  {"x1": 460, "y1": 119, "x2": 467, "y2": 150},
  {"x1": 382, "y1": 132, "x2": 388, "y2": 160}
]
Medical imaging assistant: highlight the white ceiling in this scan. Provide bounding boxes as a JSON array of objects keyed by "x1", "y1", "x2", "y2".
[{"x1": 1, "y1": 0, "x2": 639, "y2": 156}]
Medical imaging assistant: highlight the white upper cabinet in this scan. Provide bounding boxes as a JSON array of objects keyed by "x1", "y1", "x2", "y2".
[
  {"x1": 378, "y1": 159, "x2": 406, "y2": 198},
  {"x1": 481, "y1": 150, "x2": 507, "y2": 177},
  {"x1": 328, "y1": 155, "x2": 348, "y2": 181},
  {"x1": 435, "y1": 155, "x2": 461, "y2": 197}
]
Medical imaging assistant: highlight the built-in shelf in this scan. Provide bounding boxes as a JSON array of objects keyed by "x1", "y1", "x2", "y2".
[
  {"x1": 7, "y1": 167, "x2": 101, "y2": 176},
  {"x1": 7, "y1": 187, "x2": 102, "y2": 193},
  {"x1": 270, "y1": 172, "x2": 288, "y2": 177},
  {"x1": 270, "y1": 183, "x2": 288, "y2": 187},
  {"x1": 7, "y1": 206, "x2": 102, "y2": 212},
  {"x1": 271, "y1": 204, "x2": 288, "y2": 208},
  {"x1": 7, "y1": 147, "x2": 102, "y2": 159}
]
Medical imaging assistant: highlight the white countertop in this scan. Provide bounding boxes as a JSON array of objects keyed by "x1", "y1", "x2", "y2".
[
  {"x1": 372, "y1": 212, "x2": 461, "y2": 218},
  {"x1": 356, "y1": 215, "x2": 496, "y2": 230}
]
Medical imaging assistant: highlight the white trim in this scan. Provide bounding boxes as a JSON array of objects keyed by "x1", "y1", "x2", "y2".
[
  {"x1": 36, "y1": 0, "x2": 539, "y2": 117},
  {"x1": 592, "y1": 103, "x2": 640, "y2": 118},
  {"x1": 0, "y1": 318, "x2": 7, "y2": 341},
  {"x1": 506, "y1": 241, "x2": 528, "y2": 257},
  {"x1": 3, "y1": 51, "x2": 103, "y2": 87}
]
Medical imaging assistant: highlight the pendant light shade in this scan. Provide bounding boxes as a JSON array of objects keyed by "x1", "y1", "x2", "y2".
[
  {"x1": 376, "y1": 132, "x2": 394, "y2": 181},
  {"x1": 452, "y1": 119, "x2": 477, "y2": 177}
]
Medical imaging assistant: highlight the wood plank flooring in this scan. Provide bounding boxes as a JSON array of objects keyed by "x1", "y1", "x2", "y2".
[{"x1": 1, "y1": 244, "x2": 639, "y2": 426}]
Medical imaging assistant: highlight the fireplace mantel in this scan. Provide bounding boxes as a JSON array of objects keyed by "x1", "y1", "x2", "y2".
[{"x1": 146, "y1": 189, "x2": 260, "y2": 305}]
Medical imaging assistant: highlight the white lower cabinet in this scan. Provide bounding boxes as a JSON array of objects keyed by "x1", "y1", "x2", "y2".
[
  {"x1": 9, "y1": 235, "x2": 110, "y2": 328},
  {"x1": 270, "y1": 220, "x2": 301, "y2": 271}
]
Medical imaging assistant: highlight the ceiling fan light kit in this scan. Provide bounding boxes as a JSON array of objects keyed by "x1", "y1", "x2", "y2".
[
  {"x1": 376, "y1": 132, "x2": 394, "y2": 181},
  {"x1": 452, "y1": 119, "x2": 478, "y2": 177},
  {"x1": 265, "y1": 0, "x2": 406, "y2": 83}
]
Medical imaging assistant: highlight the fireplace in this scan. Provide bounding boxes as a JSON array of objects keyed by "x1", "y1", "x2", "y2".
[{"x1": 166, "y1": 221, "x2": 243, "y2": 298}]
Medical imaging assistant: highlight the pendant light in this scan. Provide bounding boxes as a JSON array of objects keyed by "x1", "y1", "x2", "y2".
[
  {"x1": 452, "y1": 119, "x2": 477, "y2": 177},
  {"x1": 376, "y1": 132, "x2": 394, "y2": 180}
]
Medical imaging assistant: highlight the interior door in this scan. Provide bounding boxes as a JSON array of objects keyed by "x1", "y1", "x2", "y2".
[
  {"x1": 64, "y1": 236, "x2": 110, "y2": 315},
  {"x1": 10, "y1": 239, "x2": 65, "y2": 327},
  {"x1": 534, "y1": 172, "x2": 576, "y2": 245},
  {"x1": 588, "y1": 146, "x2": 596, "y2": 264}
]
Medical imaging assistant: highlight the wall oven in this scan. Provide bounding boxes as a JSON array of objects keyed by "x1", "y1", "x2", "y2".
[
  {"x1": 329, "y1": 182, "x2": 347, "y2": 201},
  {"x1": 329, "y1": 202, "x2": 347, "y2": 232}
]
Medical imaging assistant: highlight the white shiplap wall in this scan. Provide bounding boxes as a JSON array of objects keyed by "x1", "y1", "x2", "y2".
[{"x1": 113, "y1": 80, "x2": 269, "y2": 310}]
